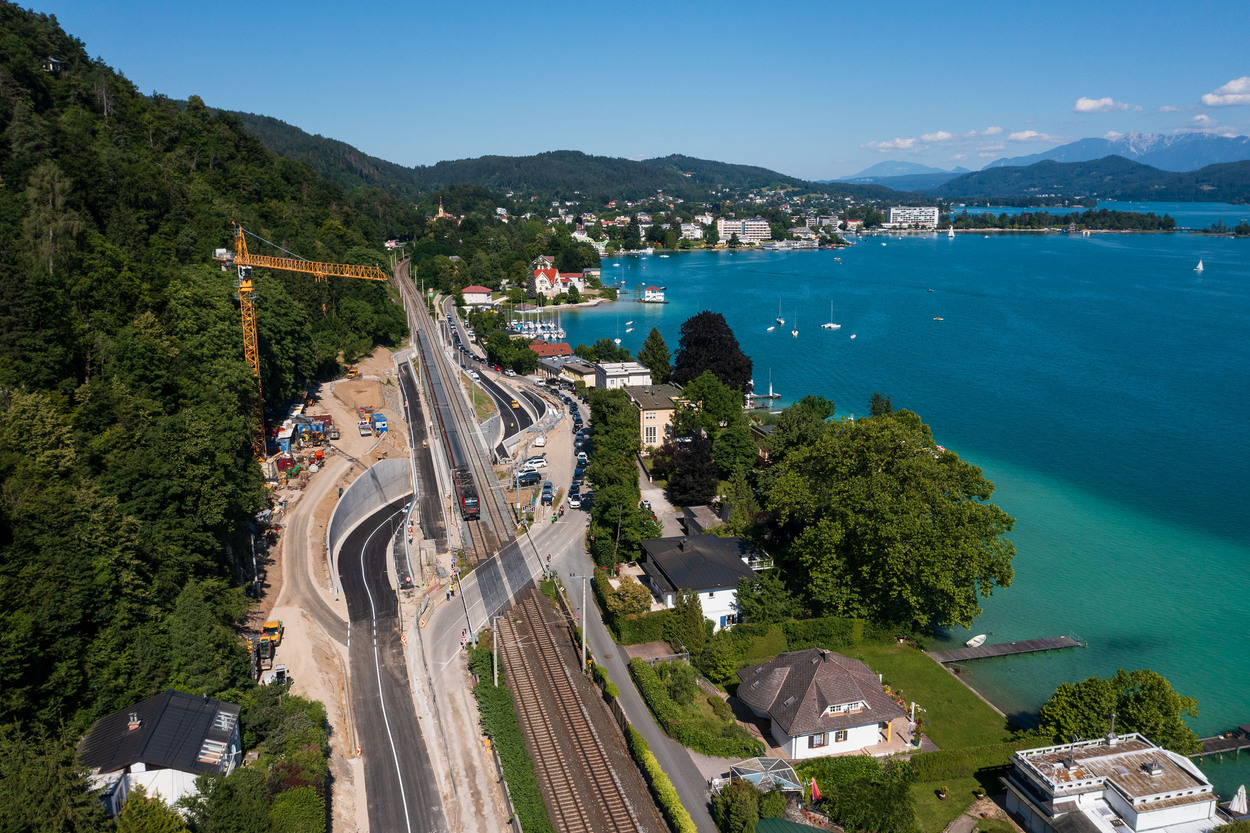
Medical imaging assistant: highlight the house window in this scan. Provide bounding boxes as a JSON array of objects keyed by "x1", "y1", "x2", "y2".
[
  {"x1": 809, "y1": 733, "x2": 828, "y2": 749},
  {"x1": 645, "y1": 412, "x2": 656, "y2": 420},
  {"x1": 835, "y1": 729, "x2": 848, "y2": 743},
  {"x1": 707, "y1": 592, "x2": 714, "y2": 598},
  {"x1": 645, "y1": 426, "x2": 657, "y2": 444}
]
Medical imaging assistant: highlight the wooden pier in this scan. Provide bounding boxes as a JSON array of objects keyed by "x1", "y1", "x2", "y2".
[
  {"x1": 927, "y1": 635, "x2": 1083, "y2": 664},
  {"x1": 1191, "y1": 726, "x2": 1250, "y2": 762}
]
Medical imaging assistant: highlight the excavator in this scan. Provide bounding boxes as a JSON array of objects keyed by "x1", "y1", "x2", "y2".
[{"x1": 214, "y1": 224, "x2": 389, "y2": 458}]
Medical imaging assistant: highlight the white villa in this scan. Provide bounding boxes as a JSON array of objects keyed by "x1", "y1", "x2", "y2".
[
  {"x1": 638, "y1": 534, "x2": 760, "y2": 631},
  {"x1": 1002, "y1": 734, "x2": 1227, "y2": 833}
]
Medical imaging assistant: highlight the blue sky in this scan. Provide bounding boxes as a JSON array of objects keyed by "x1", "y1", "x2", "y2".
[{"x1": 31, "y1": 0, "x2": 1250, "y2": 179}]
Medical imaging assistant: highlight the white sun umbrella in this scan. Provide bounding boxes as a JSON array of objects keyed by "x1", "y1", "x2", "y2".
[{"x1": 1231, "y1": 784, "x2": 1248, "y2": 815}]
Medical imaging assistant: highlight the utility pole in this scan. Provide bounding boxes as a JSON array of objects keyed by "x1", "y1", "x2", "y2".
[
  {"x1": 493, "y1": 615, "x2": 500, "y2": 686},
  {"x1": 570, "y1": 574, "x2": 592, "y2": 671}
]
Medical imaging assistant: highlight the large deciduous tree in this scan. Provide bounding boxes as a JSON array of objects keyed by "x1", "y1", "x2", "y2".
[
  {"x1": 765, "y1": 410, "x2": 1015, "y2": 630},
  {"x1": 1037, "y1": 670, "x2": 1200, "y2": 754},
  {"x1": 671, "y1": 311, "x2": 752, "y2": 391}
]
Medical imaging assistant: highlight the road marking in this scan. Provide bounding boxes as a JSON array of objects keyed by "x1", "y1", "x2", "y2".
[{"x1": 359, "y1": 509, "x2": 415, "y2": 833}]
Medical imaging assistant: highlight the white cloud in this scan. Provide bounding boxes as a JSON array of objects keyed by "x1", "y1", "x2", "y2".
[
  {"x1": 982, "y1": 126, "x2": 1003, "y2": 135},
  {"x1": 1007, "y1": 130, "x2": 1058, "y2": 142},
  {"x1": 1158, "y1": 105, "x2": 1187, "y2": 113},
  {"x1": 920, "y1": 130, "x2": 954, "y2": 142},
  {"x1": 951, "y1": 153, "x2": 967, "y2": 161},
  {"x1": 864, "y1": 137, "x2": 918, "y2": 152},
  {"x1": 1103, "y1": 131, "x2": 1124, "y2": 140},
  {"x1": 1201, "y1": 76, "x2": 1250, "y2": 107},
  {"x1": 1075, "y1": 96, "x2": 1133, "y2": 113},
  {"x1": 1175, "y1": 113, "x2": 1238, "y2": 136}
]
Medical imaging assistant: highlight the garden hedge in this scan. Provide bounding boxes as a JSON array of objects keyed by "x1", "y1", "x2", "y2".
[{"x1": 625, "y1": 725, "x2": 698, "y2": 833}]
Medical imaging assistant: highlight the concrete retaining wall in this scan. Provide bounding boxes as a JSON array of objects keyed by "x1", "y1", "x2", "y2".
[{"x1": 326, "y1": 458, "x2": 413, "y2": 593}]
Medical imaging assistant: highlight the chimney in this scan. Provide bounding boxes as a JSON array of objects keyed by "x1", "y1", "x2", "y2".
[
  {"x1": 127, "y1": 713, "x2": 142, "y2": 731},
  {"x1": 678, "y1": 537, "x2": 689, "y2": 552},
  {"x1": 1106, "y1": 712, "x2": 1118, "y2": 746}
]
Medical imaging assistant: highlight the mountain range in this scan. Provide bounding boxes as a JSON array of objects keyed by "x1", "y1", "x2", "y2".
[
  {"x1": 985, "y1": 132, "x2": 1250, "y2": 172},
  {"x1": 228, "y1": 111, "x2": 903, "y2": 204},
  {"x1": 929, "y1": 155, "x2": 1250, "y2": 203}
]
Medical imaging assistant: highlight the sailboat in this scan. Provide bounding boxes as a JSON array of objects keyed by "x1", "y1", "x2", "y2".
[
  {"x1": 758, "y1": 369, "x2": 780, "y2": 400},
  {"x1": 821, "y1": 301, "x2": 841, "y2": 330},
  {"x1": 1195, "y1": 259, "x2": 1204, "y2": 272},
  {"x1": 948, "y1": 225, "x2": 955, "y2": 239},
  {"x1": 775, "y1": 299, "x2": 785, "y2": 327},
  {"x1": 791, "y1": 314, "x2": 798, "y2": 338}
]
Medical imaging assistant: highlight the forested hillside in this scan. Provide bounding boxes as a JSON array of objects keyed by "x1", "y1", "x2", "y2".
[
  {"x1": 930, "y1": 155, "x2": 1250, "y2": 202},
  {"x1": 0, "y1": 0, "x2": 413, "y2": 747}
]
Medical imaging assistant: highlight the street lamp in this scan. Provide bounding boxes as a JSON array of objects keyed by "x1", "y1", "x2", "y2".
[{"x1": 569, "y1": 574, "x2": 593, "y2": 671}]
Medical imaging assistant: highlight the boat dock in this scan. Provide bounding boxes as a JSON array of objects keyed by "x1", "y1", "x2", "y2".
[
  {"x1": 927, "y1": 635, "x2": 1084, "y2": 664},
  {"x1": 1191, "y1": 726, "x2": 1250, "y2": 762}
]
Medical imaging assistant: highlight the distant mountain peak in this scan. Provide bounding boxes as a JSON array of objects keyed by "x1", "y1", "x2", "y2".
[
  {"x1": 987, "y1": 132, "x2": 1250, "y2": 173},
  {"x1": 836, "y1": 160, "x2": 968, "y2": 181}
]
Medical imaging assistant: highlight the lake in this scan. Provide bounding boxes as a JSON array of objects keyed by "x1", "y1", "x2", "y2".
[{"x1": 557, "y1": 223, "x2": 1250, "y2": 794}]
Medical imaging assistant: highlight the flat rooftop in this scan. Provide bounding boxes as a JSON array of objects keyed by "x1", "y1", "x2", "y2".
[{"x1": 1019, "y1": 736, "x2": 1211, "y2": 803}]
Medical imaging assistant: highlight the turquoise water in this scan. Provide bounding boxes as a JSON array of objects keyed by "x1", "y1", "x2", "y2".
[{"x1": 563, "y1": 227, "x2": 1250, "y2": 795}]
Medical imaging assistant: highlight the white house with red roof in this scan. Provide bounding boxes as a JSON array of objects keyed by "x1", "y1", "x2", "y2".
[
  {"x1": 643, "y1": 286, "x2": 666, "y2": 302},
  {"x1": 462, "y1": 285, "x2": 493, "y2": 307}
]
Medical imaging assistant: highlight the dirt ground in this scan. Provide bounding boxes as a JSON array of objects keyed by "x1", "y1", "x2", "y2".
[{"x1": 249, "y1": 346, "x2": 409, "y2": 833}]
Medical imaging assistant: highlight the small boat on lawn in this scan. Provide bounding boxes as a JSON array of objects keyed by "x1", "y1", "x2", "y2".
[{"x1": 966, "y1": 634, "x2": 987, "y2": 648}]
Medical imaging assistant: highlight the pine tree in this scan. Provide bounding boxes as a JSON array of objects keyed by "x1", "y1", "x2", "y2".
[{"x1": 637, "y1": 327, "x2": 671, "y2": 384}]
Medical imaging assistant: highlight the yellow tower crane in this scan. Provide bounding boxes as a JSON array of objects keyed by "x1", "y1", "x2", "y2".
[{"x1": 214, "y1": 223, "x2": 390, "y2": 458}]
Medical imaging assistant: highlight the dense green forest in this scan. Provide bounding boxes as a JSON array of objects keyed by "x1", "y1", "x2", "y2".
[
  {"x1": 205, "y1": 110, "x2": 911, "y2": 204},
  {"x1": 0, "y1": 0, "x2": 413, "y2": 750},
  {"x1": 950, "y1": 208, "x2": 1177, "y2": 231},
  {"x1": 931, "y1": 155, "x2": 1250, "y2": 203}
]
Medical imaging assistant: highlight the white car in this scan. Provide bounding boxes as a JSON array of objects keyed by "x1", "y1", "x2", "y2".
[
  {"x1": 533, "y1": 434, "x2": 547, "y2": 447},
  {"x1": 504, "y1": 368, "x2": 517, "y2": 377},
  {"x1": 467, "y1": 370, "x2": 480, "y2": 381}
]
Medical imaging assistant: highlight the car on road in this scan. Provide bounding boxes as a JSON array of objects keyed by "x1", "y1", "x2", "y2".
[
  {"x1": 641, "y1": 500, "x2": 652, "y2": 512},
  {"x1": 504, "y1": 368, "x2": 517, "y2": 377},
  {"x1": 467, "y1": 370, "x2": 480, "y2": 380},
  {"x1": 576, "y1": 451, "x2": 588, "y2": 464},
  {"x1": 568, "y1": 495, "x2": 581, "y2": 509}
]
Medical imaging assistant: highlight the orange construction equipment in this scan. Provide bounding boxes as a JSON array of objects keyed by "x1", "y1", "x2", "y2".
[{"x1": 214, "y1": 224, "x2": 388, "y2": 457}]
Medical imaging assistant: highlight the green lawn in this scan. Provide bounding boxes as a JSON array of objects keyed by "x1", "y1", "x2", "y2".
[
  {"x1": 845, "y1": 643, "x2": 1015, "y2": 749},
  {"x1": 911, "y1": 779, "x2": 986, "y2": 832}
]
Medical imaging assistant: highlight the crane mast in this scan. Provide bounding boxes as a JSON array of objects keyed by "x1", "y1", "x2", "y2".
[{"x1": 215, "y1": 224, "x2": 390, "y2": 458}]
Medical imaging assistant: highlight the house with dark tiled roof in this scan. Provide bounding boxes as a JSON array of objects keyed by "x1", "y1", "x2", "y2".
[
  {"x1": 736, "y1": 649, "x2": 908, "y2": 759},
  {"x1": 639, "y1": 534, "x2": 759, "y2": 631},
  {"x1": 79, "y1": 689, "x2": 242, "y2": 815}
]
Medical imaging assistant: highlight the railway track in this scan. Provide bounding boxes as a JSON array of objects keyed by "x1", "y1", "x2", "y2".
[{"x1": 498, "y1": 589, "x2": 641, "y2": 833}]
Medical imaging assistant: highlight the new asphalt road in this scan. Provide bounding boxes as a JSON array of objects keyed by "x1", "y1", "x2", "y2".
[{"x1": 339, "y1": 498, "x2": 448, "y2": 833}]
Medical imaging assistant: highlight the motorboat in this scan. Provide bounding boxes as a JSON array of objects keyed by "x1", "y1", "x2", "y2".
[
  {"x1": 766, "y1": 326, "x2": 775, "y2": 332},
  {"x1": 966, "y1": 634, "x2": 987, "y2": 648}
]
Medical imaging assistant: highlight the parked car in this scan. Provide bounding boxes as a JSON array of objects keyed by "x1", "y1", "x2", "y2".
[
  {"x1": 504, "y1": 368, "x2": 517, "y2": 377},
  {"x1": 568, "y1": 495, "x2": 582, "y2": 509},
  {"x1": 533, "y1": 434, "x2": 546, "y2": 447},
  {"x1": 518, "y1": 471, "x2": 541, "y2": 486}
]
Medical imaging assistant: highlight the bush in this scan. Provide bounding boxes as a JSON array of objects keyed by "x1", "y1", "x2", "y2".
[
  {"x1": 629, "y1": 658, "x2": 762, "y2": 759},
  {"x1": 591, "y1": 663, "x2": 620, "y2": 700},
  {"x1": 468, "y1": 648, "x2": 555, "y2": 833},
  {"x1": 625, "y1": 725, "x2": 697, "y2": 833},
  {"x1": 708, "y1": 694, "x2": 734, "y2": 722},
  {"x1": 711, "y1": 780, "x2": 760, "y2": 833},
  {"x1": 781, "y1": 616, "x2": 860, "y2": 651},
  {"x1": 759, "y1": 788, "x2": 787, "y2": 819}
]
